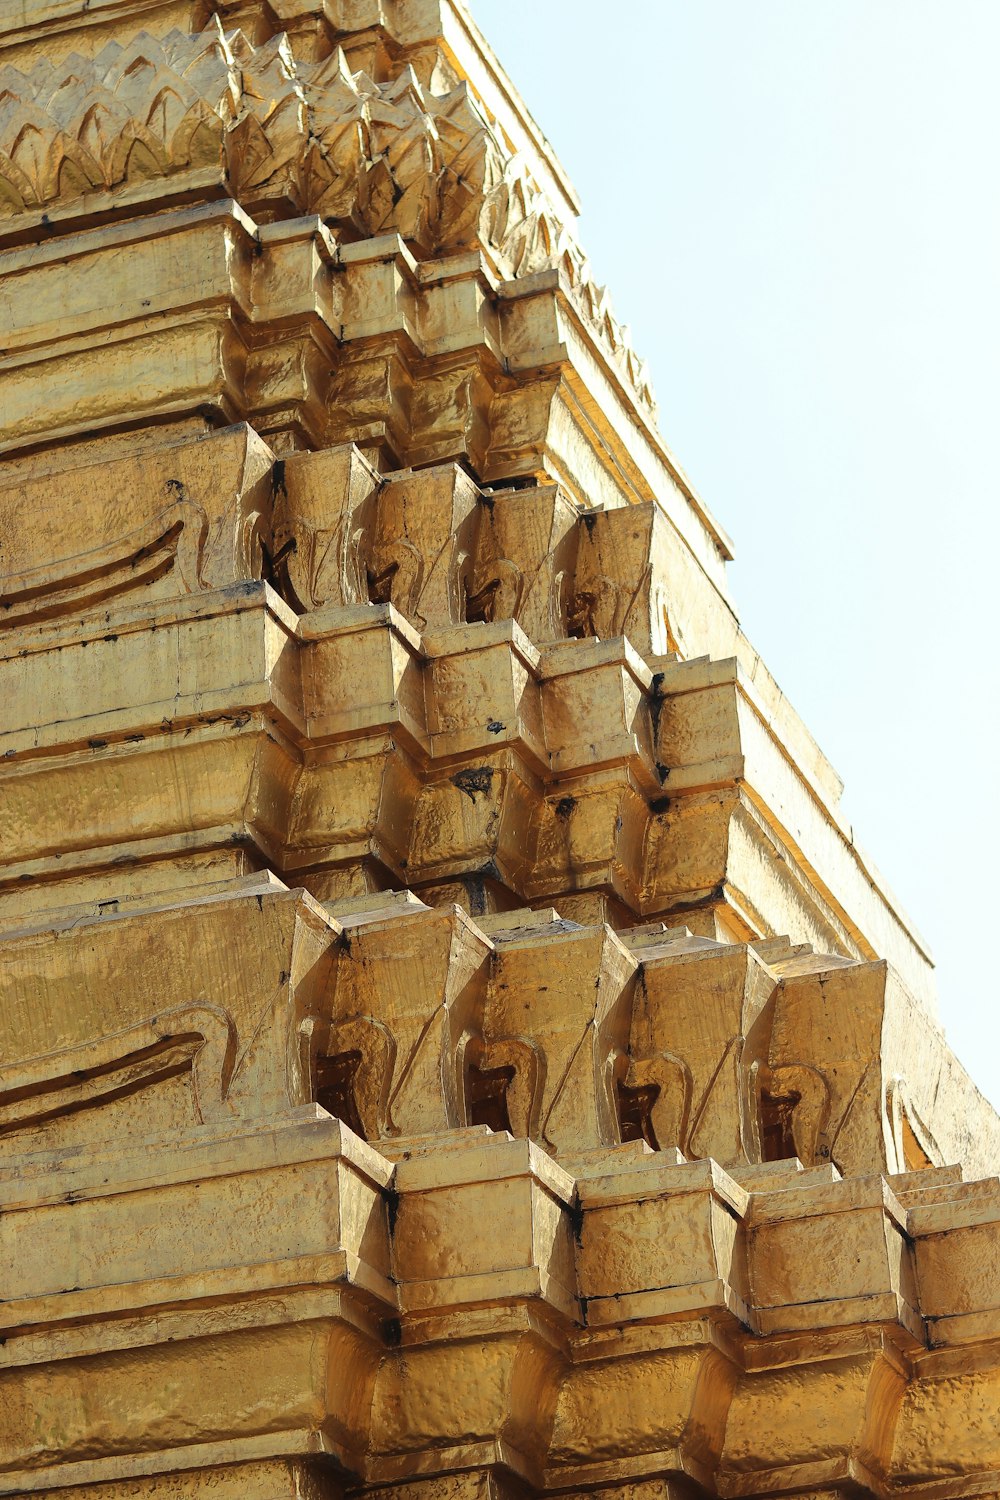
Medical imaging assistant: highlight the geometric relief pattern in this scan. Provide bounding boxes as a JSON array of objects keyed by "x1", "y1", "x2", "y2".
[{"x1": 0, "y1": 21, "x2": 655, "y2": 411}]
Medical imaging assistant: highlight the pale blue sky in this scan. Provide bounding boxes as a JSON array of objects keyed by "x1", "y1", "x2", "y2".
[{"x1": 472, "y1": 0, "x2": 1000, "y2": 1108}]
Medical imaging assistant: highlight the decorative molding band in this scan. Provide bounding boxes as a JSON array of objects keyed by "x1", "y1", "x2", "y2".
[{"x1": 0, "y1": 20, "x2": 656, "y2": 412}]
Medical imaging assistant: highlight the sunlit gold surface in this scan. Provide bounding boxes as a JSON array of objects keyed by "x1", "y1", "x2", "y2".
[{"x1": 1, "y1": 1, "x2": 997, "y2": 1495}]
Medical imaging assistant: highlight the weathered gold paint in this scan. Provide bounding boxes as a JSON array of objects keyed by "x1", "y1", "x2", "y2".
[{"x1": 0, "y1": 1, "x2": 996, "y2": 1496}]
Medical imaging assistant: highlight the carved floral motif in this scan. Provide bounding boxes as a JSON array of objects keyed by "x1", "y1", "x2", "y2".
[{"x1": 0, "y1": 22, "x2": 655, "y2": 412}]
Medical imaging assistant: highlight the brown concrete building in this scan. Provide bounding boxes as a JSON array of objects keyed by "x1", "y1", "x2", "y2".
[{"x1": 0, "y1": 2, "x2": 997, "y2": 1496}]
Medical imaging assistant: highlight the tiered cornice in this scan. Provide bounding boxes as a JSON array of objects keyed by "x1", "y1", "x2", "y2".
[
  {"x1": 0, "y1": 22, "x2": 655, "y2": 410},
  {"x1": 0, "y1": 885, "x2": 997, "y2": 1497},
  {"x1": 0, "y1": 1, "x2": 994, "y2": 1497}
]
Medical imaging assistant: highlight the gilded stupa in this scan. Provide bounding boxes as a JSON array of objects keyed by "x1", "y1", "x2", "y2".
[{"x1": 0, "y1": 1, "x2": 998, "y2": 1496}]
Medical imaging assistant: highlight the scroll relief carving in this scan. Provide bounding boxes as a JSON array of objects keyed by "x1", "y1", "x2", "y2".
[
  {"x1": 305, "y1": 909, "x2": 648, "y2": 1160},
  {"x1": 468, "y1": 926, "x2": 637, "y2": 1157},
  {"x1": 269, "y1": 444, "x2": 378, "y2": 613},
  {"x1": 887, "y1": 1075, "x2": 942, "y2": 1173},
  {"x1": 462, "y1": 484, "x2": 579, "y2": 643},
  {"x1": 751, "y1": 1059, "x2": 936, "y2": 1175},
  {"x1": 311, "y1": 909, "x2": 491, "y2": 1142},
  {"x1": 0, "y1": 1004, "x2": 237, "y2": 1146},
  {"x1": 567, "y1": 505, "x2": 681, "y2": 659},
  {"x1": 0, "y1": 23, "x2": 654, "y2": 413},
  {"x1": 617, "y1": 943, "x2": 841, "y2": 1168},
  {"x1": 0, "y1": 501, "x2": 202, "y2": 626},
  {"x1": 0, "y1": 428, "x2": 273, "y2": 624},
  {"x1": 752, "y1": 1059, "x2": 832, "y2": 1166}
]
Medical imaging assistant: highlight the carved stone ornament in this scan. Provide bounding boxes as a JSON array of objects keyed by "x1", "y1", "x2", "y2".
[{"x1": 0, "y1": 21, "x2": 655, "y2": 412}]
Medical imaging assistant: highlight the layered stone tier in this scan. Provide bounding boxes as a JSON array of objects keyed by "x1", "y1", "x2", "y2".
[
  {"x1": 1, "y1": 879, "x2": 999, "y2": 1496},
  {"x1": 0, "y1": 0, "x2": 996, "y2": 1496},
  {"x1": 0, "y1": 422, "x2": 935, "y2": 1007}
]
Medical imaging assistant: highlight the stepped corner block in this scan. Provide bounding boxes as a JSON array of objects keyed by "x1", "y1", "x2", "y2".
[{"x1": 0, "y1": 1, "x2": 996, "y2": 1497}]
